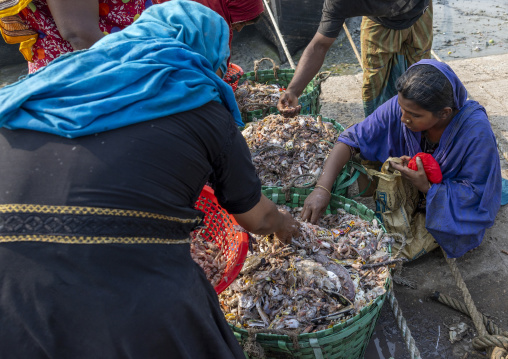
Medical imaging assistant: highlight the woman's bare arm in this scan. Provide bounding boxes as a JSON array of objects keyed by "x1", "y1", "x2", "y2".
[{"x1": 47, "y1": 0, "x2": 104, "y2": 50}]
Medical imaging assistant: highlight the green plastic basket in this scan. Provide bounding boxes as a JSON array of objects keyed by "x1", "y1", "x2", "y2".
[
  {"x1": 230, "y1": 187, "x2": 390, "y2": 359},
  {"x1": 238, "y1": 58, "x2": 329, "y2": 124},
  {"x1": 257, "y1": 115, "x2": 360, "y2": 199}
]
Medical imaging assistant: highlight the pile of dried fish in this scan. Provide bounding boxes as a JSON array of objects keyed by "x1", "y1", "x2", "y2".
[
  {"x1": 235, "y1": 80, "x2": 285, "y2": 113},
  {"x1": 190, "y1": 232, "x2": 227, "y2": 288},
  {"x1": 219, "y1": 208, "x2": 393, "y2": 333},
  {"x1": 242, "y1": 114, "x2": 339, "y2": 187}
]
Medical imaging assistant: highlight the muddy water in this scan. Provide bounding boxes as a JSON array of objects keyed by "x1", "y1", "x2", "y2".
[{"x1": 432, "y1": 0, "x2": 508, "y2": 61}]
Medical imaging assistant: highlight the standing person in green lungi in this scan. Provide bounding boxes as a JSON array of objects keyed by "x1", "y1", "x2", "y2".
[{"x1": 277, "y1": 0, "x2": 433, "y2": 118}]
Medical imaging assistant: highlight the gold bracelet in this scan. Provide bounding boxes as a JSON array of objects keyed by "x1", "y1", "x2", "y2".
[{"x1": 315, "y1": 184, "x2": 331, "y2": 196}]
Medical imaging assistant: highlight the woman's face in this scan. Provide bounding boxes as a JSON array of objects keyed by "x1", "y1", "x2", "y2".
[{"x1": 397, "y1": 93, "x2": 445, "y2": 132}]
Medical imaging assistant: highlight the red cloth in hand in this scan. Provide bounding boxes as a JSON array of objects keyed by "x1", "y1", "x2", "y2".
[{"x1": 407, "y1": 152, "x2": 443, "y2": 184}]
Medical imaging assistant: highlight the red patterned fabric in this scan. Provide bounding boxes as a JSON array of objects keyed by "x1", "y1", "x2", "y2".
[
  {"x1": 18, "y1": 0, "x2": 149, "y2": 73},
  {"x1": 407, "y1": 152, "x2": 443, "y2": 184}
]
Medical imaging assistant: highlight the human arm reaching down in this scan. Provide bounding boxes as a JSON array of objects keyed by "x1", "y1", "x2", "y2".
[{"x1": 277, "y1": 32, "x2": 335, "y2": 117}]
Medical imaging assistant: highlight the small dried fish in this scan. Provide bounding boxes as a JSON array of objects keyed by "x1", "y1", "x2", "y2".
[
  {"x1": 190, "y1": 231, "x2": 227, "y2": 288},
  {"x1": 235, "y1": 81, "x2": 285, "y2": 113},
  {"x1": 219, "y1": 207, "x2": 391, "y2": 333},
  {"x1": 242, "y1": 114, "x2": 340, "y2": 187}
]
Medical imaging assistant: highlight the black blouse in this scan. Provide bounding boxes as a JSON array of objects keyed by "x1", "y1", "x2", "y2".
[{"x1": 0, "y1": 101, "x2": 261, "y2": 223}]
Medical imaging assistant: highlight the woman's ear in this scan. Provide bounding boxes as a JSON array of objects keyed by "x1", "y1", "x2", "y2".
[{"x1": 439, "y1": 107, "x2": 453, "y2": 120}]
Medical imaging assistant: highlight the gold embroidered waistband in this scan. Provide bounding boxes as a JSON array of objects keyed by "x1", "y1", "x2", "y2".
[
  {"x1": 0, "y1": 235, "x2": 191, "y2": 245},
  {"x1": 0, "y1": 204, "x2": 201, "y2": 245}
]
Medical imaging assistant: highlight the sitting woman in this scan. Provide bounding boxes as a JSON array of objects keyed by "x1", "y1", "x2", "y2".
[
  {"x1": 301, "y1": 59, "x2": 501, "y2": 259},
  {"x1": 0, "y1": 1, "x2": 299, "y2": 357}
]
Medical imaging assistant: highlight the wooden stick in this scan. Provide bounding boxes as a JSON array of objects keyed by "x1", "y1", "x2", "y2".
[
  {"x1": 431, "y1": 49, "x2": 444, "y2": 62},
  {"x1": 342, "y1": 23, "x2": 363, "y2": 70},
  {"x1": 261, "y1": 0, "x2": 296, "y2": 69}
]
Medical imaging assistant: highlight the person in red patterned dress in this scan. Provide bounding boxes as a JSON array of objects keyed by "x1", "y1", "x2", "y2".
[
  {"x1": 1, "y1": 0, "x2": 262, "y2": 78},
  {"x1": 1, "y1": 0, "x2": 152, "y2": 73}
]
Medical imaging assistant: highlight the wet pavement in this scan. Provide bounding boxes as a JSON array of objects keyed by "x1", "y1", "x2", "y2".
[{"x1": 432, "y1": 0, "x2": 508, "y2": 61}]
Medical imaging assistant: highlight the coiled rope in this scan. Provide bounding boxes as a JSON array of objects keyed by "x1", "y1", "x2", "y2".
[
  {"x1": 442, "y1": 248, "x2": 508, "y2": 358},
  {"x1": 431, "y1": 292, "x2": 508, "y2": 338}
]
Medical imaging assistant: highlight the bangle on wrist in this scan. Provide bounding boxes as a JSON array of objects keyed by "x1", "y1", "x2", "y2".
[{"x1": 315, "y1": 184, "x2": 331, "y2": 196}]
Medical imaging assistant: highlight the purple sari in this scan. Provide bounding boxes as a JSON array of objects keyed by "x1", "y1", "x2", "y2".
[{"x1": 338, "y1": 59, "x2": 502, "y2": 258}]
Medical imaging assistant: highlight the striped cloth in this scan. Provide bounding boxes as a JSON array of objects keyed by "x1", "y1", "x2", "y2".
[
  {"x1": 360, "y1": 0, "x2": 433, "y2": 117},
  {"x1": 0, "y1": 0, "x2": 37, "y2": 60}
]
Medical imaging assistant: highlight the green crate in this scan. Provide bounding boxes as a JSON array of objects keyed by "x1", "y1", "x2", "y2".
[
  {"x1": 230, "y1": 187, "x2": 390, "y2": 359},
  {"x1": 238, "y1": 58, "x2": 329, "y2": 124}
]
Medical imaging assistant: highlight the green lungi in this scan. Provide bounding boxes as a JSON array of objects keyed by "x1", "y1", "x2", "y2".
[{"x1": 361, "y1": 1, "x2": 433, "y2": 117}]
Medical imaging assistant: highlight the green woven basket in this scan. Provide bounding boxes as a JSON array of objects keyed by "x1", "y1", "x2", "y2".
[
  {"x1": 238, "y1": 58, "x2": 329, "y2": 124},
  {"x1": 230, "y1": 187, "x2": 390, "y2": 359},
  {"x1": 258, "y1": 115, "x2": 359, "y2": 199}
]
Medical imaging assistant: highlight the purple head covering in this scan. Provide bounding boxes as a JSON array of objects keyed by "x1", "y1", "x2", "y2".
[{"x1": 407, "y1": 59, "x2": 468, "y2": 109}]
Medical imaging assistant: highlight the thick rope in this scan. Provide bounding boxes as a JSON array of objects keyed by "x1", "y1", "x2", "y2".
[
  {"x1": 389, "y1": 232, "x2": 407, "y2": 259},
  {"x1": 387, "y1": 288, "x2": 422, "y2": 359},
  {"x1": 442, "y1": 248, "x2": 508, "y2": 358},
  {"x1": 387, "y1": 232, "x2": 418, "y2": 289},
  {"x1": 431, "y1": 292, "x2": 508, "y2": 337}
]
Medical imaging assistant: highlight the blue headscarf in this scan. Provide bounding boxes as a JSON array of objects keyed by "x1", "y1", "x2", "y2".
[
  {"x1": 339, "y1": 59, "x2": 501, "y2": 258},
  {"x1": 0, "y1": 0, "x2": 244, "y2": 137}
]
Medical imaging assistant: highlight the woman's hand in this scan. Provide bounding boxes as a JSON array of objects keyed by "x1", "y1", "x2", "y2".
[
  {"x1": 390, "y1": 156, "x2": 432, "y2": 193},
  {"x1": 277, "y1": 91, "x2": 301, "y2": 118},
  {"x1": 300, "y1": 187, "x2": 331, "y2": 224},
  {"x1": 274, "y1": 209, "x2": 301, "y2": 244},
  {"x1": 399, "y1": 155, "x2": 412, "y2": 166}
]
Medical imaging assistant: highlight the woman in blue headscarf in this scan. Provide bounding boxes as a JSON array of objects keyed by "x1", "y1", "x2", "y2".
[
  {"x1": 301, "y1": 59, "x2": 501, "y2": 259},
  {"x1": 0, "y1": 0, "x2": 246, "y2": 132},
  {"x1": 0, "y1": 1, "x2": 300, "y2": 357}
]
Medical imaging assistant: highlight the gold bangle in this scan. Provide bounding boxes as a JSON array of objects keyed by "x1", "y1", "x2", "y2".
[{"x1": 315, "y1": 184, "x2": 331, "y2": 196}]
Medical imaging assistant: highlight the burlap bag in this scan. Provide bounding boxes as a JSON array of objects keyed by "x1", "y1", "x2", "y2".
[{"x1": 365, "y1": 157, "x2": 439, "y2": 260}]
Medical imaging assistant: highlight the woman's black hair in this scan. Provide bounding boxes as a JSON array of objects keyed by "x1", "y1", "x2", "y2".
[{"x1": 395, "y1": 64, "x2": 455, "y2": 115}]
